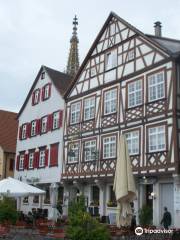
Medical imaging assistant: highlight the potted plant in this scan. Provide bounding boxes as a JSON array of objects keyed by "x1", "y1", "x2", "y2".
[{"x1": 139, "y1": 205, "x2": 153, "y2": 227}]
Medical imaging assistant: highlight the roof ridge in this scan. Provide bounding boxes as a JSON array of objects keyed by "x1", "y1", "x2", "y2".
[
  {"x1": 0, "y1": 109, "x2": 17, "y2": 114},
  {"x1": 146, "y1": 34, "x2": 180, "y2": 43}
]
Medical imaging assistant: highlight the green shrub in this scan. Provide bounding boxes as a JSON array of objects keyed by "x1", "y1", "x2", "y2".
[
  {"x1": 139, "y1": 205, "x2": 152, "y2": 226},
  {"x1": 0, "y1": 197, "x2": 18, "y2": 224},
  {"x1": 67, "y1": 195, "x2": 110, "y2": 240}
]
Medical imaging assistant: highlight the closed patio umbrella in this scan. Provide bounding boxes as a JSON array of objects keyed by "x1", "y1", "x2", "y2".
[
  {"x1": 113, "y1": 135, "x2": 136, "y2": 227},
  {"x1": 0, "y1": 177, "x2": 45, "y2": 197}
]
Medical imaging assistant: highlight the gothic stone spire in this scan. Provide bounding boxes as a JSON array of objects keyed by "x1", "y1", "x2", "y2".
[{"x1": 66, "y1": 15, "x2": 79, "y2": 77}]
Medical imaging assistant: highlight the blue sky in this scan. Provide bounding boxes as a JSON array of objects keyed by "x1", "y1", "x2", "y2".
[{"x1": 1, "y1": 0, "x2": 180, "y2": 112}]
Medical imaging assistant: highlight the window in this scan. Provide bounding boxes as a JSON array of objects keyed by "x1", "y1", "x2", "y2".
[
  {"x1": 105, "y1": 50, "x2": 117, "y2": 71},
  {"x1": 41, "y1": 116, "x2": 48, "y2": 133},
  {"x1": 148, "y1": 125, "x2": 166, "y2": 152},
  {"x1": 148, "y1": 71, "x2": 165, "y2": 102},
  {"x1": 127, "y1": 49, "x2": 135, "y2": 61},
  {"x1": 84, "y1": 140, "x2": 96, "y2": 161},
  {"x1": 50, "y1": 143, "x2": 59, "y2": 166},
  {"x1": 84, "y1": 97, "x2": 95, "y2": 121},
  {"x1": 103, "y1": 136, "x2": 116, "y2": 159},
  {"x1": 109, "y1": 185, "x2": 116, "y2": 204},
  {"x1": 128, "y1": 80, "x2": 142, "y2": 108},
  {"x1": 126, "y1": 131, "x2": 139, "y2": 155},
  {"x1": 22, "y1": 124, "x2": 27, "y2": 139},
  {"x1": 39, "y1": 149, "x2": 45, "y2": 167},
  {"x1": 91, "y1": 186, "x2": 99, "y2": 205},
  {"x1": 28, "y1": 152, "x2": 34, "y2": 169},
  {"x1": 90, "y1": 67, "x2": 96, "y2": 77},
  {"x1": 70, "y1": 102, "x2": 81, "y2": 124},
  {"x1": 41, "y1": 72, "x2": 45, "y2": 79},
  {"x1": 42, "y1": 84, "x2": 51, "y2": 100},
  {"x1": 68, "y1": 142, "x2": 79, "y2": 163},
  {"x1": 53, "y1": 112, "x2": 59, "y2": 129},
  {"x1": 104, "y1": 89, "x2": 117, "y2": 115},
  {"x1": 33, "y1": 89, "x2": 40, "y2": 105},
  {"x1": 19, "y1": 154, "x2": 24, "y2": 170},
  {"x1": 31, "y1": 121, "x2": 36, "y2": 136}
]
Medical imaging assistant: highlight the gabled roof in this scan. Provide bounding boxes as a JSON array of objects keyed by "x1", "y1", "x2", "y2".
[
  {"x1": 65, "y1": 11, "x2": 180, "y2": 99},
  {"x1": 18, "y1": 65, "x2": 72, "y2": 118},
  {"x1": 0, "y1": 110, "x2": 18, "y2": 153}
]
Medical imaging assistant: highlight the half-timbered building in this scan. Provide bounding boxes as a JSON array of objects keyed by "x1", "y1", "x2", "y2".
[{"x1": 62, "y1": 12, "x2": 180, "y2": 227}]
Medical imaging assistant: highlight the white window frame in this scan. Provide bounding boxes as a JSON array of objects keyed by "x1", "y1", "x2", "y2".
[
  {"x1": 28, "y1": 152, "x2": 34, "y2": 169},
  {"x1": 148, "y1": 71, "x2": 165, "y2": 102},
  {"x1": 128, "y1": 79, "x2": 142, "y2": 108},
  {"x1": 53, "y1": 111, "x2": 59, "y2": 129},
  {"x1": 68, "y1": 143, "x2": 79, "y2": 163},
  {"x1": 22, "y1": 124, "x2": 27, "y2": 139},
  {"x1": 148, "y1": 125, "x2": 166, "y2": 152},
  {"x1": 103, "y1": 136, "x2": 116, "y2": 159},
  {"x1": 41, "y1": 116, "x2": 48, "y2": 133},
  {"x1": 31, "y1": 121, "x2": 36, "y2": 136},
  {"x1": 44, "y1": 84, "x2": 50, "y2": 99},
  {"x1": 70, "y1": 102, "x2": 81, "y2": 124},
  {"x1": 105, "y1": 50, "x2": 117, "y2": 71},
  {"x1": 39, "y1": 149, "x2": 45, "y2": 167},
  {"x1": 90, "y1": 67, "x2": 96, "y2": 77},
  {"x1": 34, "y1": 89, "x2": 40, "y2": 104},
  {"x1": 127, "y1": 49, "x2": 135, "y2": 61},
  {"x1": 84, "y1": 97, "x2": 95, "y2": 121},
  {"x1": 104, "y1": 88, "x2": 117, "y2": 115},
  {"x1": 19, "y1": 154, "x2": 24, "y2": 170},
  {"x1": 84, "y1": 140, "x2": 96, "y2": 161},
  {"x1": 125, "y1": 131, "x2": 139, "y2": 155}
]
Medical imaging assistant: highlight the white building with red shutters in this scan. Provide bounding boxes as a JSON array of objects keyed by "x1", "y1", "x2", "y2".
[{"x1": 14, "y1": 65, "x2": 72, "y2": 217}]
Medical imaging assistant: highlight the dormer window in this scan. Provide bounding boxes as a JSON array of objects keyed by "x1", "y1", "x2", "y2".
[
  {"x1": 32, "y1": 89, "x2": 40, "y2": 105},
  {"x1": 105, "y1": 49, "x2": 117, "y2": 71},
  {"x1": 41, "y1": 72, "x2": 45, "y2": 79}
]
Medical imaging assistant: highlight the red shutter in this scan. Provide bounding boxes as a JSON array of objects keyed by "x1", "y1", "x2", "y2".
[
  {"x1": 32, "y1": 92, "x2": 35, "y2": 105},
  {"x1": 26, "y1": 123, "x2": 31, "y2": 138},
  {"x1": 41, "y1": 87, "x2": 45, "y2": 101},
  {"x1": 34, "y1": 151, "x2": 39, "y2": 168},
  {"x1": 36, "y1": 119, "x2": 40, "y2": 135},
  {"x1": 48, "y1": 114, "x2": 53, "y2": 131},
  {"x1": 50, "y1": 143, "x2": 59, "y2": 166},
  {"x1": 16, "y1": 155, "x2": 20, "y2": 171},
  {"x1": 45, "y1": 149, "x2": 49, "y2": 167},
  {"x1": 48, "y1": 83, "x2": 51, "y2": 97},
  {"x1": 19, "y1": 126, "x2": 22, "y2": 140},
  {"x1": 24, "y1": 153, "x2": 29, "y2": 169},
  {"x1": 59, "y1": 110, "x2": 63, "y2": 128}
]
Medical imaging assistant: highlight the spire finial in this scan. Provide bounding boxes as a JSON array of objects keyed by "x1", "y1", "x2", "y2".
[{"x1": 66, "y1": 15, "x2": 80, "y2": 77}]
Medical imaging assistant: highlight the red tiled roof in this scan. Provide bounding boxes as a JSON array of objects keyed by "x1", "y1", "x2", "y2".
[{"x1": 0, "y1": 110, "x2": 18, "y2": 153}]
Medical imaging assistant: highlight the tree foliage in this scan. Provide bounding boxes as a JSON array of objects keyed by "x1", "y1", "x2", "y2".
[
  {"x1": 0, "y1": 197, "x2": 18, "y2": 224},
  {"x1": 66, "y1": 195, "x2": 110, "y2": 240},
  {"x1": 139, "y1": 205, "x2": 153, "y2": 226}
]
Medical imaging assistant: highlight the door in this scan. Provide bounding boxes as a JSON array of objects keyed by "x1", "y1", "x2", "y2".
[{"x1": 160, "y1": 183, "x2": 174, "y2": 226}]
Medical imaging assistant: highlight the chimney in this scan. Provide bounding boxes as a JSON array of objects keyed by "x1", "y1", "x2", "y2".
[{"x1": 154, "y1": 21, "x2": 162, "y2": 37}]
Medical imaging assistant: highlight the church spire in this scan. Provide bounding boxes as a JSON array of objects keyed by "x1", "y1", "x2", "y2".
[{"x1": 66, "y1": 15, "x2": 79, "y2": 77}]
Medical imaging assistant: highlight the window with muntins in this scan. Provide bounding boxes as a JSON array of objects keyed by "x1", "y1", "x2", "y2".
[
  {"x1": 148, "y1": 125, "x2": 166, "y2": 152},
  {"x1": 104, "y1": 89, "x2": 117, "y2": 115},
  {"x1": 39, "y1": 149, "x2": 45, "y2": 167},
  {"x1": 70, "y1": 102, "x2": 81, "y2": 124},
  {"x1": 22, "y1": 124, "x2": 27, "y2": 139},
  {"x1": 127, "y1": 49, "x2": 135, "y2": 61},
  {"x1": 53, "y1": 112, "x2": 59, "y2": 129},
  {"x1": 84, "y1": 140, "x2": 96, "y2": 161},
  {"x1": 126, "y1": 131, "x2": 139, "y2": 155},
  {"x1": 28, "y1": 152, "x2": 34, "y2": 169},
  {"x1": 31, "y1": 121, "x2": 36, "y2": 136},
  {"x1": 148, "y1": 71, "x2": 165, "y2": 102},
  {"x1": 34, "y1": 89, "x2": 40, "y2": 104},
  {"x1": 41, "y1": 116, "x2": 48, "y2": 133},
  {"x1": 103, "y1": 136, "x2": 116, "y2": 159},
  {"x1": 41, "y1": 72, "x2": 45, "y2": 79},
  {"x1": 44, "y1": 84, "x2": 50, "y2": 99},
  {"x1": 128, "y1": 80, "x2": 142, "y2": 108},
  {"x1": 19, "y1": 154, "x2": 24, "y2": 170},
  {"x1": 68, "y1": 143, "x2": 79, "y2": 163},
  {"x1": 84, "y1": 97, "x2": 95, "y2": 121},
  {"x1": 105, "y1": 50, "x2": 117, "y2": 71}
]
